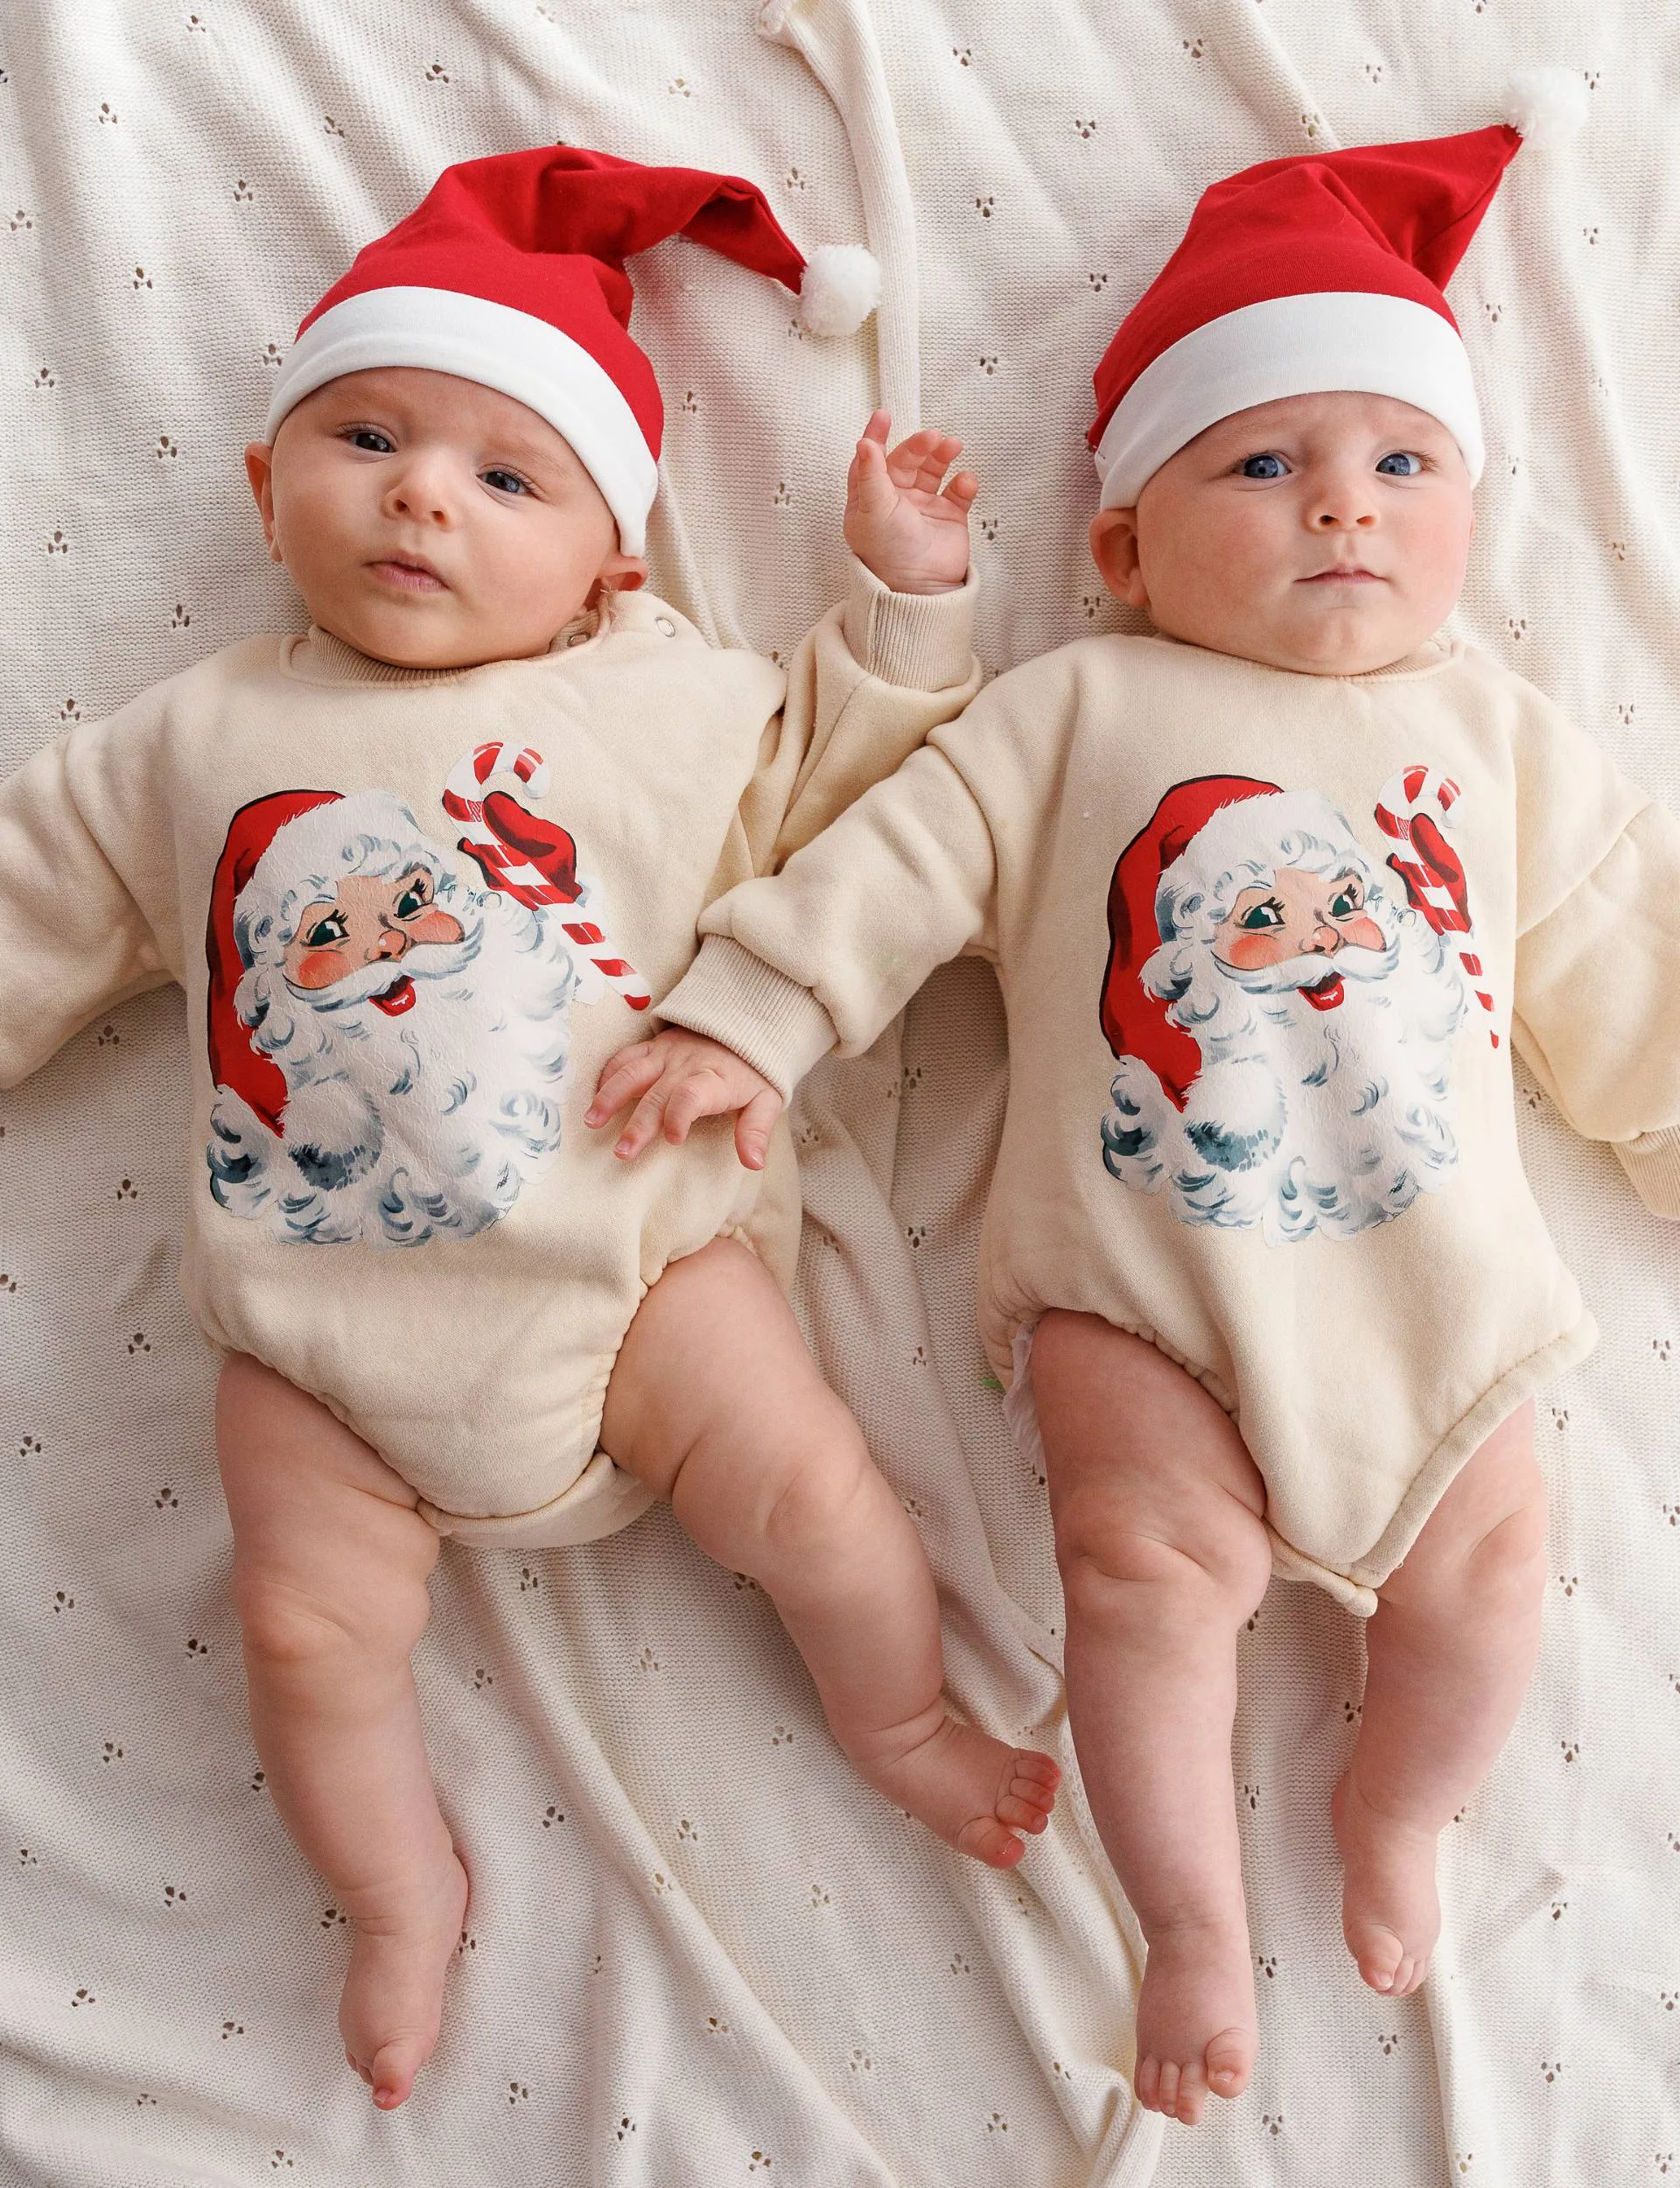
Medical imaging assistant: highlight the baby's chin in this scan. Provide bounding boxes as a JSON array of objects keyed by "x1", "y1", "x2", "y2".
[
  {"x1": 1155, "y1": 599, "x2": 1442, "y2": 678},
  {"x1": 305, "y1": 592, "x2": 579, "y2": 671}
]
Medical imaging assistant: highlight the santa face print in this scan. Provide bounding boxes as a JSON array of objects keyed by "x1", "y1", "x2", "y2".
[
  {"x1": 282, "y1": 868, "x2": 466, "y2": 1013},
  {"x1": 1212, "y1": 865, "x2": 1386, "y2": 1010},
  {"x1": 1100, "y1": 775, "x2": 1492, "y2": 1244},
  {"x1": 203, "y1": 746, "x2": 647, "y2": 1248}
]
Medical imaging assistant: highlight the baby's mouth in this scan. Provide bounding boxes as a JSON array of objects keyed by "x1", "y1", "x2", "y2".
[
  {"x1": 370, "y1": 555, "x2": 448, "y2": 593},
  {"x1": 371, "y1": 974, "x2": 416, "y2": 1015}
]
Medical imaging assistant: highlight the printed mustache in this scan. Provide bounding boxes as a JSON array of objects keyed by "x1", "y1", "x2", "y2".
[
  {"x1": 1214, "y1": 939, "x2": 1397, "y2": 996},
  {"x1": 278, "y1": 925, "x2": 484, "y2": 1010}
]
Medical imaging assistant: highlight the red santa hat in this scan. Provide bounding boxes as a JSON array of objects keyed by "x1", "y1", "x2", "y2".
[
  {"x1": 263, "y1": 145, "x2": 881, "y2": 554},
  {"x1": 1089, "y1": 70, "x2": 1587, "y2": 510},
  {"x1": 1100, "y1": 775, "x2": 1282, "y2": 1108}
]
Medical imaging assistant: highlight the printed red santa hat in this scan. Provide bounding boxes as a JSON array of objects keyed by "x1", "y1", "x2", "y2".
[
  {"x1": 1100, "y1": 775, "x2": 1282, "y2": 1108},
  {"x1": 263, "y1": 145, "x2": 881, "y2": 554},
  {"x1": 206, "y1": 789, "x2": 342, "y2": 1137},
  {"x1": 1089, "y1": 69, "x2": 1587, "y2": 510}
]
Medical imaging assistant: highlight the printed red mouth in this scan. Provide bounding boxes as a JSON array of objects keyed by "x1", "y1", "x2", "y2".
[
  {"x1": 1302, "y1": 972, "x2": 1345, "y2": 1012},
  {"x1": 372, "y1": 975, "x2": 416, "y2": 1015}
]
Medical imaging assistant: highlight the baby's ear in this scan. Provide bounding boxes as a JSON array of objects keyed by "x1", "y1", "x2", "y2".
[
  {"x1": 1089, "y1": 507, "x2": 1147, "y2": 609},
  {"x1": 244, "y1": 443, "x2": 283, "y2": 563},
  {"x1": 590, "y1": 551, "x2": 648, "y2": 604}
]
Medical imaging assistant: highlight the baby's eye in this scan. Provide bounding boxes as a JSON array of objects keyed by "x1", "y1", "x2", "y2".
[
  {"x1": 1237, "y1": 452, "x2": 1289, "y2": 480},
  {"x1": 1237, "y1": 897, "x2": 1285, "y2": 930},
  {"x1": 1376, "y1": 450, "x2": 1424, "y2": 476},
  {"x1": 346, "y1": 429, "x2": 395, "y2": 454},
  {"x1": 304, "y1": 909, "x2": 348, "y2": 947},
  {"x1": 481, "y1": 467, "x2": 531, "y2": 496}
]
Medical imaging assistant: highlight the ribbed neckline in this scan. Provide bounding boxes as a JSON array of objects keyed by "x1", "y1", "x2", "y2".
[
  {"x1": 282, "y1": 605, "x2": 605, "y2": 688},
  {"x1": 1139, "y1": 629, "x2": 1460, "y2": 684}
]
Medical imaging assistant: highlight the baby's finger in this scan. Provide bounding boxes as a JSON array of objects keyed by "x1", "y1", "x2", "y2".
[
  {"x1": 941, "y1": 469, "x2": 979, "y2": 509},
  {"x1": 883, "y1": 426, "x2": 945, "y2": 487},
  {"x1": 660, "y1": 1070, "x2": 729, "y2": 1147},
  {"x1": 613, "y1": 1083, "x2": 671, "y2": 1161},
  {"x1": 734, "y1": 1087, "x2": 783, "y2": 1171},
  {"x1": 849, "y1": 431, "x2": 899, "y2": 518},
  {"x1": 859, "y1": 407, "x2": 892, "y2": 446},
  {"x1": 585, "y1": 1046, "x2": 663, "y2": 1126}
]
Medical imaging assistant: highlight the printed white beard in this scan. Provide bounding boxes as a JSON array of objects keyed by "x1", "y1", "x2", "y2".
[
  {"x1": 207, "y1": 889, "x2": 579, "y2": 1246},
  {"x1": 1102, "y1": 910, "x2": 1466, "y2": 1243}
]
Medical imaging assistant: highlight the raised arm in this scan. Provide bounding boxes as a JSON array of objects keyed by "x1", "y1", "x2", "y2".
[{"x1": 732, "y1": 411, "x2": 983, "y2": 878}]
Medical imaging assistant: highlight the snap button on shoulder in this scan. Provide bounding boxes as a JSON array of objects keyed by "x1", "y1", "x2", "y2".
[{"x1": 654, "y1": 614, "x2": 676, "y2": 637}]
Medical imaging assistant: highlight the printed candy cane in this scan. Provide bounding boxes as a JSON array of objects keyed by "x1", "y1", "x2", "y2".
[
  {"x1": 1374, "y1": 765, "x2": 1497, "y2": 1048},
  {"x1": 443, "y1": 741, "x2": 651, "y2": 1010}
]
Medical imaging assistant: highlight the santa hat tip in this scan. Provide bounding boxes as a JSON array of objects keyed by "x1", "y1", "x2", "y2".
[
  {"x1": 798, "y1": 243, "x2": 881, "y2": 337},
  {"x1": 1502, "y1": 67, "x2": 1590, "y2": 148}
]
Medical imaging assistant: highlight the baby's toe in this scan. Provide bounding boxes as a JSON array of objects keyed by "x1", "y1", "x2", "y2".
[
  {"x1": 954, "y1": 1814, "x2": 1026, "y2": 1869},
  {"x1": 370, "y1": 2040, "x2": 421, "y2": 2110},
  {"x1": 1349, "y1": 1923, "x2": 1406, "y2": 1995},
  {"x1": 998, "y1": 1792, "x2": 1052, "y2": 1833},
  {"x1": 1206, "y1": 2026, "x2": 1254, "y2": 2099}
]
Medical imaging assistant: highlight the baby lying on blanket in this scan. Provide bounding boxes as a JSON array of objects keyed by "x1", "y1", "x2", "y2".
[
  {"x1": 0, "y1": 146, "x2": 1058, "y2": 2111},
  {"x1": 596, "y1": 90, "x2": 1680, "y2": 2123}
]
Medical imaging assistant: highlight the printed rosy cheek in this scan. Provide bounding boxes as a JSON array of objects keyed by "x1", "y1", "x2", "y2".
[
  {"x1": 293, "y1": 948, "x2": 351, "y2": 989},
  {"x1": 408, "y1": 909, "x2": 464, "y2": 944}
]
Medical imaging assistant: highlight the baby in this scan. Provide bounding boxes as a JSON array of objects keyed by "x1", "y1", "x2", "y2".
[
  {"x1": 595, "y1": 102, "x2": 1680, "y2": 2121},
  {"x1": 0, "y1": 145, "x2": 1058, "y2": 2110}
]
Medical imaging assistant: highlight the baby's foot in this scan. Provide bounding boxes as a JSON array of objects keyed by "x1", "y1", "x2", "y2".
[
  {"x1": 339, "y1": 1846, "x2": 470, "y2": 2109},
  {"x1": 1132, "y1": 1913, "x2": 1256, "y2": 2125},
  {"x1": 1332, "y1": 1773, "x2": 1440, "y2": 1997},
  {"x1": 851, "y1": 1715, "x2": 1060, "y2": 1868}
]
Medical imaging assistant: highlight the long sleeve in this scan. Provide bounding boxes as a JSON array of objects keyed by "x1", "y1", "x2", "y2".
[
  {"x1": 731, "y1": 553, "x2": 982, "y2": 878},
  {"x1": 660, "y1": 721, "x2": 1003, "y2": 1098},
  {"x1": 1508, "y1": 685, "x2": 1680, "y2": 1216},
  {"x1": 0, "y1": 694, "x2": 181, "y2": 1089}
]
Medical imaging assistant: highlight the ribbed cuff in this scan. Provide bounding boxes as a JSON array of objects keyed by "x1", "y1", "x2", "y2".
[
  {"x1": 1615, "y1": 1125, "x2": 1680, "y2": 1218},
  {"x1": 842, "y1": 554, "x2": 978, "y2": 690},
  {"x1": 658, "y1": 936, "x2": 839, "y2": 1102}
]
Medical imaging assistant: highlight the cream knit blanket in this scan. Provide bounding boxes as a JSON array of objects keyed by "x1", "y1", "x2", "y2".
[{"x1": 1, "y1": 4, "x2": 1675, "y2": 2182}]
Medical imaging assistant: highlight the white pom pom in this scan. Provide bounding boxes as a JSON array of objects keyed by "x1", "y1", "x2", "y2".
[
  {"x1": 1502, "y1": 66, "x2": 1590, "y2": 147},
  {"x1": 797, "y1": 243, "x2": 881, "y2": 338}
]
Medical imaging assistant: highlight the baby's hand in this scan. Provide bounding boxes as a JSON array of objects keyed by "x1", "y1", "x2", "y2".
[
  {"x1": 586, "y1": 1029, "x2": 784, "y2": 1169},
  {"x1": 844, "y1": 410, "x2": 976, "y2": 596}
]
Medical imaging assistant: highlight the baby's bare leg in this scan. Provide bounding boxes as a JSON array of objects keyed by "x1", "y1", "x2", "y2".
[
  {"x1": 1334, "y1": 1403, "x2": 1544, "y2": 1997},
  {"x1": 215, "y1": 1355, "x2": 467, "y2": 2111},
  {"x1": 603, "y1": 1238, "x2": 1059, "y2": 1865},
  {"x1": 1030, "y1": 1312, "x2": 1272, "y2": 2127}
]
